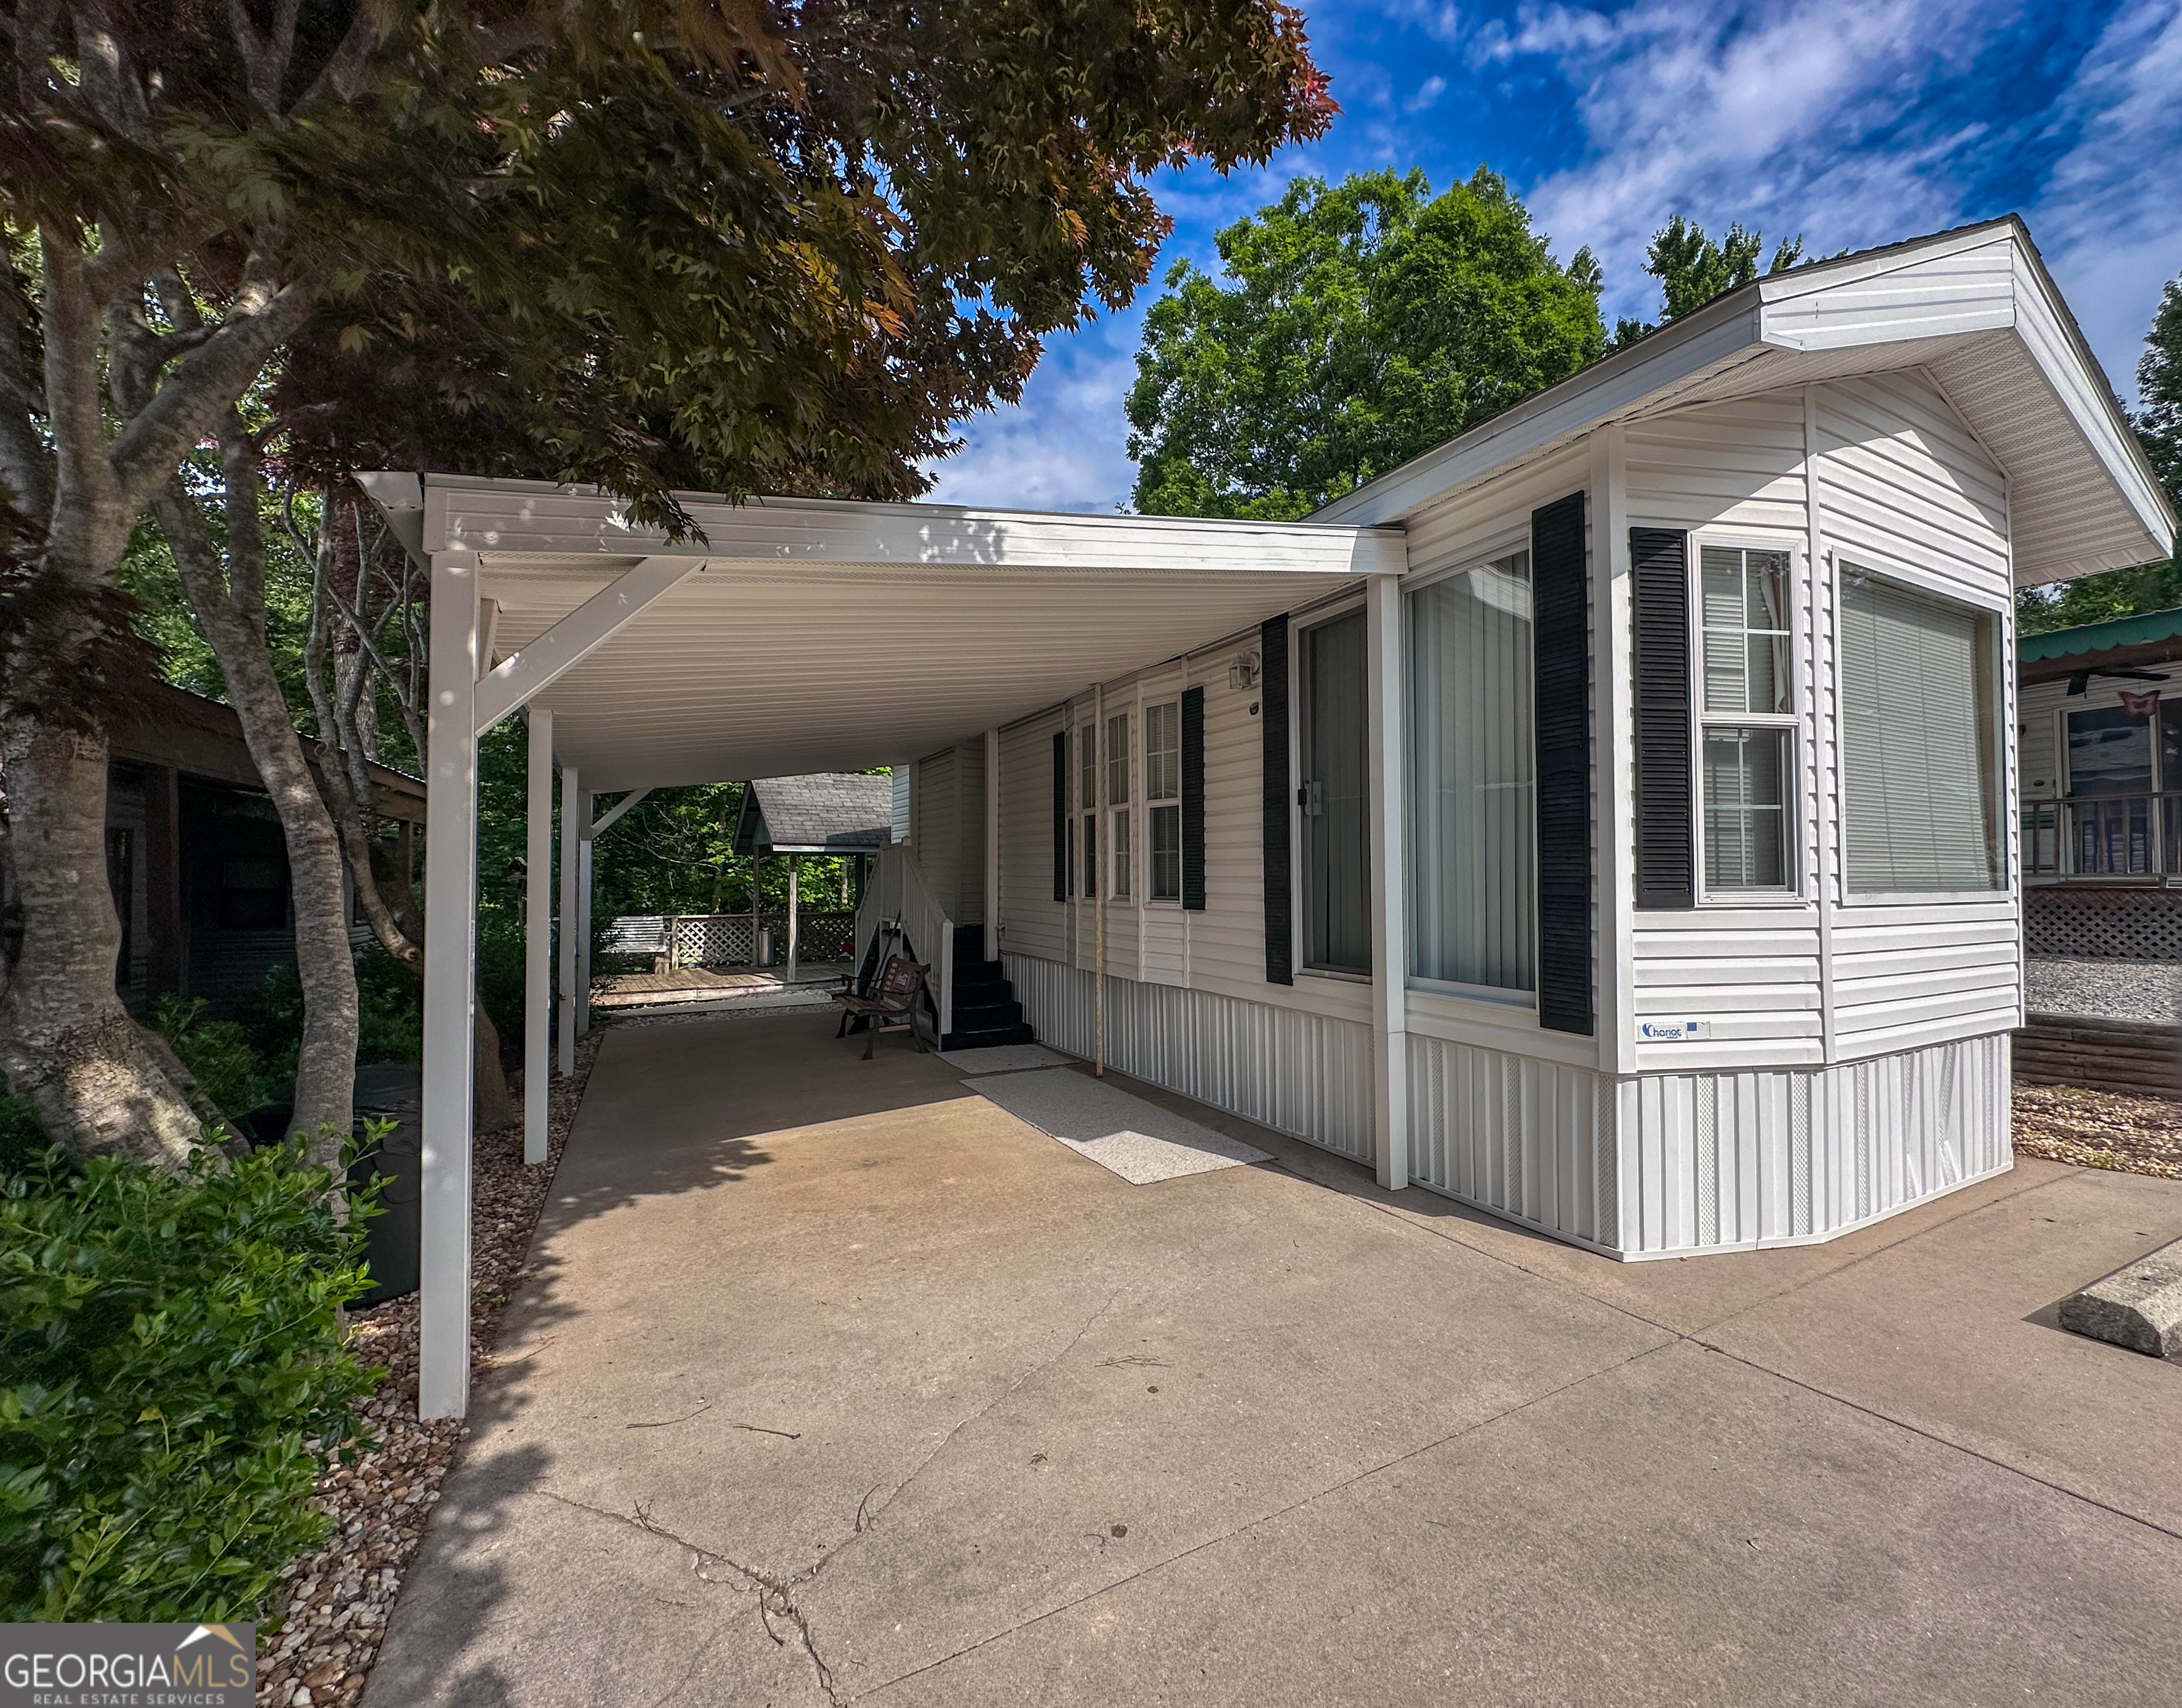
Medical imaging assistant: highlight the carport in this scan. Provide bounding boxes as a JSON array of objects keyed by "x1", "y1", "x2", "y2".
[{"x1": 360, "y1": 471, "x2": 1401, "y2": 1419}]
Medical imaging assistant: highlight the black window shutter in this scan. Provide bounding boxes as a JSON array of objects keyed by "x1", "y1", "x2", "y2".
[
  {"x1": 1260, "y1": 615, "x2": 1293, "y2": 984},
  {"x1": 1181, "y1": 685, "x2": 1207, "y2": 911},
  {"x1": 1052, "y1": 729, "x2": 1068, "y2": 902},
  {"x1": 1533, "y1": 492, "x2": 1594, "y2": 1036},
  {"x1": 1632, "y1": 528, "x2": 1696, "y2": 910}
]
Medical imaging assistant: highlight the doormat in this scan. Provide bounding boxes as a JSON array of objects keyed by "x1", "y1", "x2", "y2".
[
  {"x1": 967, "y1": 1068, "x2": 1271, "y2": 1184},
  {"x1": 942, "y1": 1043, "x2": 1072, "y2": 1075}
]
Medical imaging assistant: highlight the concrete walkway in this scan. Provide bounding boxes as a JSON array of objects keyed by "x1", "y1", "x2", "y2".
[{"x1": 367, "y1": 1013, "x2": 2182, "y2": 1707}]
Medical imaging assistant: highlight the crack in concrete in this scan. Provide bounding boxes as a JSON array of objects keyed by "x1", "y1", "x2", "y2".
[
  {"x1": 540, "y1": 1490, "x2": 845, "y2": 1706},
  {"x1": 857, "y1": 1336, "x2": 1685, "y2": 1701},
  {"x1": 802, "y1": 1285, "x2": 1131, "y2": 1586}
]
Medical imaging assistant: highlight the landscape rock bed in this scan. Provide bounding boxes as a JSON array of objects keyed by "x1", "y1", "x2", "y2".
[
  {"x1": 255, "y1": 1031, "x2": 604, "y2": 1708},
  {"x1": 2023, "y1": 956, "x2": 2181, "y2": 1022},
  {"x1": 2013, "y1": 1083, "x2": 2182, "y2": 1182}
]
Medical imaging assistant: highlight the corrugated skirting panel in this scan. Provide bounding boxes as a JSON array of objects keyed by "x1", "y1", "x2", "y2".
[
  {"x1": 1003, "y1": 955, "x2": 1375, "y2": 1161},
  {"x1": 1406, "y1": 1037, "x2": 1619, "y2": 1250},
  {"x1": 1616, "y1": 1031, "x2": 2012, "y2": 1257}
]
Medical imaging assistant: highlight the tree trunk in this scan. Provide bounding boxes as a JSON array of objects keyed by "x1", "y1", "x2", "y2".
[
  {"x1": 0, "y1": 722, "x2": 204, "y2": 1167},
  {"x1": 365, "y1": 825, "x2": 517, "y2": 1126},
  {"x1": 156, "y1": 474, "x2": 359, "y2": 1168}
]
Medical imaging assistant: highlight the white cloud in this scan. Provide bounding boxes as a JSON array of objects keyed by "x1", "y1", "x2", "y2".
[
  {"x1": 2028, "y1": 0, "x2": 2182, "y2": 399},
  {"x1": 1497, "y1": 0, "x2": 2181, "y2": 397},
  {"x1": 1407, "y1": 74, "x2": 1450, "y2": 113},
  {"x1": 1381, "y1": 2, "x2": 1467, "y2": 47},
  {"x1": 921, "y1": 326, "x2": 1143, "y2": 512}
]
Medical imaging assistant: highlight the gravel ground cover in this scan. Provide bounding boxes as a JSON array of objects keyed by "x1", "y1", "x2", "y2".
[
  {"x1": 2014, "y1": 1083, "x2": 2182, "y2": 1181},
  {"x1": 255, "y1": 1031, "x2": 604, "y2": 1708},
  {"x1": 2024, "y1": 956, "x2": 2182, "y2": 1022}
]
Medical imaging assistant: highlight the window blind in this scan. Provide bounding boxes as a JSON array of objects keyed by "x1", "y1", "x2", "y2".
[
  {"x1": 1407, "y1": 553, "x2": 1535, "y2": 993},
  {"x1": 1839, "y1": 572, "x2": 2000, "y2": 893}
]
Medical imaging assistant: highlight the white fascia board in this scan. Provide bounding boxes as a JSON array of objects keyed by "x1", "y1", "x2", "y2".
[
  {"x1": 2005, "y1": 243, "x2": 2178, "y2": 550},
  {"x1": 410, "y1": 473, "x2": 1406, "y2": 579},
  {"x1": 1752, "y1": 219, "x2": 2017, "y2": 305},
  {"x1": 356, "y1": 470, "x2": 426, "y2": 563},
  {"x1": 1311, "y1": 298, "x2": 1765, "y2": 528}
]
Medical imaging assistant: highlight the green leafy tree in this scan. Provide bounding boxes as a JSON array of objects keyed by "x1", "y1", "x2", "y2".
[
  {"x1": 0, "y1": 1, "x2": 1334, "y2": 1164},
  {"x1": 2017, "y1": 269, "x2": 2182, "y2": 635},
  {"x1": 1610, "y1": 215, "x2": 1805, "y2": 348},
  {"x1": 1127, "y1": 168, "x2": 1606, "y2": 520}
]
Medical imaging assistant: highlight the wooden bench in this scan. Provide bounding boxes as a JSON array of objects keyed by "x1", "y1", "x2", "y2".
[{"x1": 833, "y1": 955, "x2": 931, "y2": 1059}]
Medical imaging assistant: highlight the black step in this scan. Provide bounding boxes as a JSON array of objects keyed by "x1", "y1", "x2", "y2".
[
  {"x1": 942, "y1": 1021, "x2": 1036, "y2": 1051},
  {"x1": 951, "y1": 994, "x2": 1024, "y2": 1030}
]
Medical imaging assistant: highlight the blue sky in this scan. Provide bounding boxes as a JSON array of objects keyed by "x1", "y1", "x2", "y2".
[{"x1": 924, "y1": 0, "x2": 2182, "y2": 514}]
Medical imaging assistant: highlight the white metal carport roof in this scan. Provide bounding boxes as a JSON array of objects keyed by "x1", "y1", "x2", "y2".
[{"x1": 360, "y1": 474, "x2": 1404, "y2": 789}]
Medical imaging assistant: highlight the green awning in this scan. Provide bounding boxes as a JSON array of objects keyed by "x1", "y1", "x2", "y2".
[{"x1": 2018, "y1": 606, "x2": 2182, "y2": 663}]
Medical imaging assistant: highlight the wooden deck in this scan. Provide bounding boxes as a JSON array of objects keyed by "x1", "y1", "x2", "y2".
[{"x1": 589, "y1": 963, "x2": 849, "y2": 1010}]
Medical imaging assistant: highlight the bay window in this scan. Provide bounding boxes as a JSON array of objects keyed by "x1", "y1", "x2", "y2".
[{"x1": 1839, "y1": 568, "x2": 2001, "y2": 893}]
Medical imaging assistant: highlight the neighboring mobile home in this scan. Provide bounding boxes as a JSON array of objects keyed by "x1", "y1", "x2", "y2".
[
  {"x1": 369, "y1": 216, "x2": 2175, "y2": 1419},
  {"x1": 2017, "y1": 606, "x2": 2182, "y2": 959}
]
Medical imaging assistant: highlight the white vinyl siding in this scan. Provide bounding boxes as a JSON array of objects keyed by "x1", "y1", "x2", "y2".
[{"x1": 1838, "y1": 572, "x2": 2002, "y2": 894}]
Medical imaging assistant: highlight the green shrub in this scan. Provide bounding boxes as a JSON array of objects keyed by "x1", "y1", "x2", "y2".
[
  {"x1": 0, "y1": 1138, "x2": 380, "y2": 1623},
  {"x1": 152, "y1": 997, "x2": 270, "y2": 1128},
  {"x1": 475, "y1": 911, "x2": 526, "y2": 1059},
  {"x1": 356, "y1": 953, "x2": 424, "y2": 1065},
  {"x1": 241, "y1": 951, "x2": 426, "y2": 1073},
  {"x1": 0, "y1": 1096, "x2": 50, "y2": 1180}
]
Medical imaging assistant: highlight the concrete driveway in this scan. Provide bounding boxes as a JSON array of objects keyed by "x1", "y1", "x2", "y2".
[{"x1": 366, "y1": 1011, "x2": 2182, "y2": 1707}]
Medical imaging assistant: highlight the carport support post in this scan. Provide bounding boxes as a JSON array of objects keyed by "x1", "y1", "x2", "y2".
[
  {"x1": 558, "y1": 763, "x2": 580, "y2": 1073},
  {"x1": 420, "y1": 551, "x2": 482, "y2": 1420},
  {"x1": 1366, "y1": 572, "x2": 1409, "y2": 1192},
  {"x1": 575, "y1": 802, "x2": 594, "y2": 1035},
  {"x1": 523, "y1": 706, "x2": 553, "y2": 1164},
  {"x1": 786, "y1": 855, "x2": 801, "y2": 984}
]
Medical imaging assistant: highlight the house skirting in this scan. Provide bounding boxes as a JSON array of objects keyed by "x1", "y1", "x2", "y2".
[
  {"x1": 2025, "y1": 884, "x2": 2182, "y2": 961},
  {"x1": 1005, "y1": 955, "x2": 2012, "y2": 1260}
]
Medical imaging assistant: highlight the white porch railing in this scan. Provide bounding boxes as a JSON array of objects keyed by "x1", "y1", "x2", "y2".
[{"x1": 854, "y1": 843, "x2": 953, "y2": 1040}]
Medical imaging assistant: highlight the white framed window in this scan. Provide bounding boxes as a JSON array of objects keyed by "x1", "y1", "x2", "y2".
[
  {"x1": 1078, "y1": 724, "x2": 1097, "y2": 898},
  {"x1": 1697, "y1": 543, "x2": 1796, "y2": 895},
  {"x1": 1106, "y1": 711, "x2": 1131, "y2": 900},
  {"x1": 1406, "y1": 549, "x2": 1535, "y2": 997},
  {"x1": 1145, "y1": 701, "x2": 1182, "y2": 902},
  {"x1": 1838, "y1": 565, "x2": 2003, "y2": 894}
]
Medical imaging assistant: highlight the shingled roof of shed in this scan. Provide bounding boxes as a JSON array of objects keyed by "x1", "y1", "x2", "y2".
[{"x1": 733, "y1": 772, "x2": 894, "y2": 855}]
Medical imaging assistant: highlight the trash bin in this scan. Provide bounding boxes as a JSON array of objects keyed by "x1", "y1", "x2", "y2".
[
  {"x1": 349, "y1": 1064, "x2": 423, "y2": 1308},
  {"x1": 757, "y1": 926, "x2": 779, "y2": 967}
]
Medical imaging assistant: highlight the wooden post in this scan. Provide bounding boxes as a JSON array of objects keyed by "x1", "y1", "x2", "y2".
[
  {"x1": 523, "y1": 707, "x2": 552, "y2": 1165},
  {"x1": 142, "y1": 763, "x2": 184, "y2": 999},
  {"x1": 420, "y1": 551, "x2": 481, "y2": 1420},
  {"x1": 558, "y1": 763, "x2": 580, "y2": 1074},
  {"x1": 1094, "y1": 684, "x2": 1105, "y2": 1077},
  {"x1": 752, "y1": 854, "x2": 763, "y2": 966}
]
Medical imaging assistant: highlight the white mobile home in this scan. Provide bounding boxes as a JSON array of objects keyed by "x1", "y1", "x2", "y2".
[{"x1": 373, "y1": 216, "x2": 2175, "y2": 1418}]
